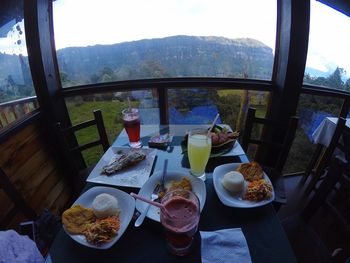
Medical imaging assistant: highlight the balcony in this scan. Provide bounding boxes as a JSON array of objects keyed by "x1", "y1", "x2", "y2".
[{"x1": 1, "y1": 0, "x2": 350, "y2": 262}]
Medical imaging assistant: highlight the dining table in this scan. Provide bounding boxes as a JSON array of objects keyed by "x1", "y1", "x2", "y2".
[
  {"x1": 311, "y1": 117, "x2": 350, "y2": 147},
  {"x1": 46, "y1": 124, "x2": 297, "y2": 263},
  {"x1": 303, "y1": 117, "x2": 350, "y2": 184}
]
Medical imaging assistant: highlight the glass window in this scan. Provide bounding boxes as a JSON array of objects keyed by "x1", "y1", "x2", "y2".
[
  {"x1": 284, "y1": 93, "x2": 343, "y2": 174},
  {"x1": 52, "y1": 0, "x2": 277, "y2": 87},
  {"x1": 167, "y1": 88, "x2": 269, "y2": 160},
  {"x1": 0, "y1": 1, "x2": 37, "y2": 129},
  {"x1": 304, "y1": 0, "x2": 350, "y2": 91},
  {"x1": 65, "y1": 90, "x2": 159, "y2": 165}
]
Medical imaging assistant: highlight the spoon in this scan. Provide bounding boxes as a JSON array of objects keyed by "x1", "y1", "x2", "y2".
[{"x1": 134, "y1": 159, "x2": 168, "y2": 227}]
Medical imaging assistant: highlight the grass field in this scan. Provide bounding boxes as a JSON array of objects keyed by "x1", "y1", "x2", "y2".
[{"x1": 66, "y1": 98, "x2": 140, "y2": 165}]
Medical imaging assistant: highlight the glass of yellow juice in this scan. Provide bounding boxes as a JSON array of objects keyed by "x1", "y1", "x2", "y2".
[{"x1": 187, "y1": 128, "x2": 212, "y2": 181}]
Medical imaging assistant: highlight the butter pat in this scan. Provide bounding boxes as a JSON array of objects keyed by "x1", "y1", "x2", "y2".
[{"x1": 222, "y1": 171, "x2": 244, "y2": 193}]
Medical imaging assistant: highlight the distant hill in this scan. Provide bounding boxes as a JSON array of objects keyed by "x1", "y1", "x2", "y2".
[
  {"x1": 305, "y1": 67, "x2": 329, "y2": 79},
  {"x1": 0, "y1": 35, "x2": 274, "y2": 92},
  {"x1": 0, "y1": 52, "x2": 27, "y2": 84},
  {"x1": 56, "y1": 35, "x2": 274, "y2": 84}
]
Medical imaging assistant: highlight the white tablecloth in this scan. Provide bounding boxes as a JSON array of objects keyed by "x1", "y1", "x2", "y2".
[{"x1": 311, "y1": 117, "x2": 350, "y2": 147}]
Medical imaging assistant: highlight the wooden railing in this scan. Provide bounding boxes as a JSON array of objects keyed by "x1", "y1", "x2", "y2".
[{"x1": 0, "y1": 96, "x2": 39, "y2": 129}]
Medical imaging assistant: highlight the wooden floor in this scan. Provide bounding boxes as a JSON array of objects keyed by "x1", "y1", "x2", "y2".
[
  {"x1": 278, "y1": 174, "x2": 349, "y2": 261},
  {"x1": 277, "y1": 175, "x2": 310, "y2": 219}
]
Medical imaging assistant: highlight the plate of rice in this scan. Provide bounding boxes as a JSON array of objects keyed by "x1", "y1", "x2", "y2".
[
  {"x1": 213, "y1": 163, "x2": 275, "y2": 208},
  {"x1": 62, "y1": 186, "x2": 135, "y2": 249}
]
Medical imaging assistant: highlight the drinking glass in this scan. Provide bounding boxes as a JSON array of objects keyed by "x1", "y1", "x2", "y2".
[
  {"x1": 122, "y1": 108, "x2": 142, "y2": 148},
  {"x1": 187, "y1": 128, "x2": 212, "y2": 181},
  {"x1": 160, "y1": 189, "x2": 200, "y2": 256}
]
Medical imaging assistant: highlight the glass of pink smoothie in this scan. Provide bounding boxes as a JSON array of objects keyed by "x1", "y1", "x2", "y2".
[{"x1": 160, "y1": 189, "x2": 200, "y2": 256}]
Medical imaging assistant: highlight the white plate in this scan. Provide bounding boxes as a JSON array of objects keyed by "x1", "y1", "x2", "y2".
[
  {"x1": 135, "y1": 171, "x2": 206, "y2": 222},
  {"x1": 213, "y1": 163, "x2": 275, "y2": 208},
  {"x1": 86, "y1": 147, "x2": 157, "y2": 188},
  {"x1": 63, "y1": 186, "x2": 135, "y2": 249}
]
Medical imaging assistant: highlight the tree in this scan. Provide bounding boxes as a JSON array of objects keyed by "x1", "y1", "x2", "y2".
[
  {"x1": 327, "y1": 67, "x2": 345, "y2": 90},
  {"x1": 345, "y1": 78, "x2": 350, "y2": 92},
  {"x1": 137, "y1": 61, "x2": 169, "y2": 78},
  {"x1": 60, "y1": 71, "x2": 71, "y2": 87}
]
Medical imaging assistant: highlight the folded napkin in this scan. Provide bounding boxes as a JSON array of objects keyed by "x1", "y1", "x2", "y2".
[
  {"x1": 0, "y1": 230, "x2": 44, "y2": 263},
  {"x1": 200, "y1": 228, "x2": 252, "y2": 263}
]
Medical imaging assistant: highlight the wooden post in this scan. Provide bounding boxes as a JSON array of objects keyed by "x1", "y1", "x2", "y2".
[
  {"x1": 24, "y1": 0, "x2": 83, "y2": 189},
  {"x1": 263, "y1": 0, "x2": 310, "y2": 166}
]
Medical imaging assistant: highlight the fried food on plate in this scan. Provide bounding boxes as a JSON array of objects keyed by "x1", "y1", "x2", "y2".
[
  {"x1": 243, "y1": 179, "x2": 273, "y2": 201},
  {"x1": 168, "y1": 177, "x2": 192, "y2": 192},
  {"x1": 158, "y1": 177, "x2": 192, "y2": 200},
  {"x1": 236, "y1": 162, "x2": 264, "y2": 182},
  {"x1": 84, "y1": 215, "x2": 121, "y2": 245},
  {"x1": 62, "y1": 205, "x2": 95, "y2": 235},
  {"x1": 101, "y1": 149, "x2": 146, "y2": 175}
]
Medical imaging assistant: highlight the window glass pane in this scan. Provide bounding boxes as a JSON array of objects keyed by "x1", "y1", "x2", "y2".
[
  {"x1": 53, "y1": 0, "x2": 277, "y2": 87},
  {"x1": 65, "y1": 90, "x2": 159, "y2": 165},
  {"x1": 284, "y1": 93, "x2": 342, "y2": 174},
  {"x1": 0, "y1": 1, "x2": 37, "y2": 129},
  {"x1": 168, "y1": 88, "x2": 268, "y2": 127},
  {"x1": 167, "y1": 88, "x2": 269, "y2": 160},
  {"x1": 304, "y1": 0, "x2": 350, "y2": 91}
]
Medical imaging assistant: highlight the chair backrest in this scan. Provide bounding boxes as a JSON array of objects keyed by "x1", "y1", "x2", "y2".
[
  {"x1": 302, "y1": 156, "x2": 350, "y2": 239},
  {"x1": 55, "y1": 109, "x2": 110, "y2": 172},
  {"x1": 0, "y1": 167, "x2": 37, "y2": 229},
  {"x1": 318, "y1": 117, "x2": 346, "y2": 169},
  {"x1": 304, "y1": 118, "x2": 348, "y2": 196},
  {"x1": 241, "y1": 107, "x2": 299, "y2": 174}
]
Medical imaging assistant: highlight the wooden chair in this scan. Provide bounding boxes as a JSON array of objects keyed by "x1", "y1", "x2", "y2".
[
  {"x1": 0, "y1": 168, "x2": 61, "y2": 256},
  {"x1": 282, "y1": 156, "x2": 350, "y2": 263},
  {"x1": 303, "y1": 117, "x2": 350, "y2": 196},
  {"x1": 0, "y1": 167, "x2": 37, "y2": 229},
  {"x1": 241, "y1": 107, "x2": 299, "y2": 209},
  {"x1": 55, "y1": 109, "x2": 110, "y2": 194}
]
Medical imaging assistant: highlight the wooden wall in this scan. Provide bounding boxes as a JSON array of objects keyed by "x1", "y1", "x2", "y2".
[{"x1": 0, "y1": 114, "x2": 73, "y2": 230}]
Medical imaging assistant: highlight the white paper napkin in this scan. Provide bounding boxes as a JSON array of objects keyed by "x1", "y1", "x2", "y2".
[{"x1": 200, "y1": 228, "x2": 252, "y2": 263}]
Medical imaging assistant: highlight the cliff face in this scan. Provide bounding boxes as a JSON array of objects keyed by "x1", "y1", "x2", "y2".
[
  {"x1": 0, "y1": 35, "x2": 274, "y2": 91},
  {"x1": 0, "y1": 53, "x2": 26, "y2": 84},
  {"x1": 56, "y1": 35, "x2": 274, "y2": 82}
]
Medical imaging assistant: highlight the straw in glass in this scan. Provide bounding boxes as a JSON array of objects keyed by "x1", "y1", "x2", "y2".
[
  {"x1": 130, "y1": 193, "x2": 164, "y2": 209},
  {"x1": 207, "y1": 113, "x2": 220, "y2": 137}
]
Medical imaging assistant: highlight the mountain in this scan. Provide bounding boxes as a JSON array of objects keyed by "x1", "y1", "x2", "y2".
[
  {"x1": 0, "y1": 52, "x2": 27, "y2": 84},
  {"x1": 56, "y1": 35, "x2": 274, "y2": 84},
  {"x1": 0, "y1": 35, "x2": 274, "y2": 94}
]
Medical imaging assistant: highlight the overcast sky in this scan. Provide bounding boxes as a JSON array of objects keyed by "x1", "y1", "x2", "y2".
[
  {"x1": 0, "y1": 0, "x2": 349, "y2": 77},
  {"x1": 52, "y1": 0, "x2": 277, "y2": 50}
]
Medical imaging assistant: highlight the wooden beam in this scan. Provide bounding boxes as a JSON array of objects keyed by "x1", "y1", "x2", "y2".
[
  {"x1": 24, "y1": 0, "x2": 70, "y2": 125},
  {"x1": 24, "y1": 0, "x2": 81, "y2": 162},
  {"x1": 24, "y1": 0, "x2": 85, "y2": 170},
  {"x1": 270, "y1": 0, "x2": 310, "y2": 120},
  {"x1": 262, "y1": 0, "x2": 310, "y2": 166}
]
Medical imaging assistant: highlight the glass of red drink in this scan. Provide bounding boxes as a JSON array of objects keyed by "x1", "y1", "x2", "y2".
[
  {"x1": 160, "y1": 189, "x2": 200, "y2": 256},
  {"x1": 122, "y1": 108, "x2": 142, "y2": 148}
]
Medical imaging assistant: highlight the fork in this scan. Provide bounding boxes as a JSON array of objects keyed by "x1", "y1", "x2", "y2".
[
  {"x1": 134, "y1": 183, "x2": 160, "y2": 227},
  {"x1": 160, "y1": 159, "x2": 168, "y2": 193}
]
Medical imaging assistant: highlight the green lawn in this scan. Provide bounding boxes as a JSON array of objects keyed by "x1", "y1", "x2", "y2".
[
  {"x1": 66, "y1": 99, "x2": 139, "y2": 166},
  {"x1": 65, "y1": 91, "x2": 268, "y2": 167}
]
